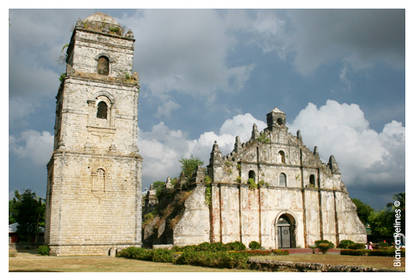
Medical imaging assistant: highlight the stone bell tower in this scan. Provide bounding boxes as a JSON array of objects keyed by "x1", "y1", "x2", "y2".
[{"x1": 45, "y1": 12, "x2": 142, "y2": 256}]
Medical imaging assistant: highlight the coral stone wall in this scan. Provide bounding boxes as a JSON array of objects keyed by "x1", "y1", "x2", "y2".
[
  {"x1": 45, "y1": 14, "x2": 142, "y2": 256},
  {"x1": 172, "y1": 108, "x2": 366, "y2": 248}
]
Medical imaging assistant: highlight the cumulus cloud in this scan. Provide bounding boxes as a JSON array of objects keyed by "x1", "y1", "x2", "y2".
[
  {"x1": 155, "y1": 99, "x2": 181, "y2": 118},
  {"x1": 139, "y1": 113, "x2": 266, "y2": 187},
  {"x1": 9, "y1": 9, "x2": 90, "y2": 121},
  {"x1": 141, "y1": 101, "x2": 404, "y2": 190},
  {"x1": 10, "y1": 130, "x2": 54, "y2": 166},
  {"x1": 288, "y1": 100, "x2": 404, "y2": 187},
  {"x1": 120, "y1": 10, "x2": 254, "y2": 98}
]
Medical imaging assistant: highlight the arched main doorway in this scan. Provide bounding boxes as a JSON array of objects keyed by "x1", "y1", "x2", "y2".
[{"x1": 276, "y1": 214, "x2": 296, "y2": 248}]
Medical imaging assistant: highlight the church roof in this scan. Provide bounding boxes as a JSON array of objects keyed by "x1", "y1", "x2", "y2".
[{"x1": 84, "y1": 12, "x2": 120, "y2": 25}]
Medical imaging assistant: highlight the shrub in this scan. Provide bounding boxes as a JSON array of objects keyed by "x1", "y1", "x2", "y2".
[
  {"x1": 174, "y1": 242, "x2": 228, "y2": 252},
  {"x1": 375, "y1": 242, "x2": 390, "y2": 249},
  {"x1": 174, "y1": 250, "x2": 248, "y2": 269},
  {"x1": 338, "y1": 240, "x2": 355, "y2": 249},
  {"x1": 197, "y1": 242, "x2": 213, "y2": 251},
  {"x1": 272, "y1": 249, "x2": 289, "y2": 255},
  {"x1": 152, "y1": 248, "x2": 173, "y2": 262},
  {"x1": 207, "y1": 242, "x2": 227, "y2": 252},
  {"x1": 224, "y1": 241, "x2": 246, "y2": 251},
  {"x1": 314, "y1": 240, "x2": 334, "y2": 254},
  {"x1": 247, "y1": 178, "x2": 257, "y2": 189},
  {"x1": 38, "y1": 245, "x2": 50, "y2": 256},
  {"x1": 242, "y1": 249, "x2": 272, "y2": 256},
  {"x1": 314, "y1": 240, "x2": 335, "y2": 248},
  {"x1": 238, "y1": 249, "x2": 288, "y2": 256},
  {"x1": 59, "y1": 73, "x2": 66, "y2": 82},
  {"x1": 368, "y1": 248, "x2": 405, "y2": 257},
  {"x1": 249, "y1": 241, "x2": 261, "y2": 250},
  {"x1": 349, "y1": 243, "x2": 366, "y2": 249},
  {"x1": 317, "y1": 243, "x2": 331, "y2": 254},
  {"x1": 117, "y1": 247, "x2": 153, "y2": 261},
  {"x1": 340, "y1": 249, "x2": 370, "y2": 256}
]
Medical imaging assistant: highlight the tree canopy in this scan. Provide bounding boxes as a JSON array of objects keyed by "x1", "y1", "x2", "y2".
[
  {"x1": 9, "y1": 189, "x2": 45, "y2": 242},
  {"x1": 352, "y1": 192, "x2": 405, "y2": 242},
  {"x1": 351, "y1": 198, "x2": 374, "y2": 225},
  {"x1": 179, "y1": 156, "x2": 203, "y2": 179}
]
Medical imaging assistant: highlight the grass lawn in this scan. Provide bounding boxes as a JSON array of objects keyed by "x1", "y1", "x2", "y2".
[
  {"x1": 257, "y1": 254, "x2": 405, "y2": 271},
  {"x1": 9, "y1": 251, "x2": 252, "y2": 272}
]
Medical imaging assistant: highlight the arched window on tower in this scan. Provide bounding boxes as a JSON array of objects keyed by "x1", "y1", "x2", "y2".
[
  {"x1": 309, "y1": 174, "x2": 315, "y2": 187},
  {"x1": 279, "y1": 173, "x2": 287, "y2": 187},
  {"x1": 93, "y1": 168, "x2": 105, "y2": 192},
  {"x1": 97, "y1": 56, "x2": 109, "y2": 75},
  {"x1": 278, "y1": 150, "x2": 286, "y2": 164},
  {"x1": 248, "y1": 170, "x2": 256, "y2": 183},
  {"x1": 97, "y1": 101, "x2": 108, "y2": 119}
]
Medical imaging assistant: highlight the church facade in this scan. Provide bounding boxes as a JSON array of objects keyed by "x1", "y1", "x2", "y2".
[
  {"x1": 172, "y1": 108, "x2": 367, "y2": 248},
  {"x1": 45, "y1": 13, "x2": 142, "y2": 256}
]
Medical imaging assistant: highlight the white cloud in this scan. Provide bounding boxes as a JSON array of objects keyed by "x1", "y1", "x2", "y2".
[
  {"x1": 289, "y1": 100, "x2": 405, "y2": 186},
  {"x1": 10, "y1": 130, "x2": 54, "y2": 166},
  {"x1": 9, "y1": 10, "x2": 89, "y2": 121},
  {"x1": 139, "y1": 113, "x2": 266, "y2": 187},
  {"x1": 155, "y1": 99, "x2": 181, "y2": 118},
  {"x1": 119, "y1": 10, "x2": 254, "y2": 98},
  {"x1": 140, "y1": 102, "x2": 405, "y2": 190}
]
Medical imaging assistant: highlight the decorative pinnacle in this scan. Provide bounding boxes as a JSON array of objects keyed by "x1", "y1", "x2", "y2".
[
  {"x1": 296, "y1": 130, "x2": 302, "y2": 140},
  {"x1": 251, "y1": 123, "x2": 259, "y2": 139},
  {"x1": 328, "y1": 155, "x2": 341, "y2": 174},
  {"x1": 234, "y1": 136, "x2": 241, "y2": 152}
]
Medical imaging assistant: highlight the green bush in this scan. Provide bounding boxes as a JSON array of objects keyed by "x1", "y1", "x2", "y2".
[
  {"x1": 248, "y1": 241, "x2": 261, "y2": 250},
  {"x1": 38, "y1": 245, "x2": 50, "y2": 256},
  {"x1": 375, "y1": 242, "x2": 390, "y2": 249},
  {"x1": 314, "y1": 240, "x2": 334, "y2": 254},
  {"x1": 197, "y1": 242, "x2": 213, "y2": 251},
  {"x1": 272, "y1": 249, "x2": 289, "y2": 255},
  {"x1": 317, "y1": 243, "x2": 331, "y2": 254},
  {"x1": 153, "y1": 248, "x2": 173, "y2": 262},
  {"x1": 340, "y1": 249, "x2": 370, "y2": 256},
  {"x1": 174, "y1": 242, "x2": 228, "y2": 252},
  {"x1": 242, "y1": 249, "x2": 272, "y2": 256},
  {"x1": 224, "y1": 241, "x2": 246, "y2": 251},
  {"x1": 368, "y1": 248, "x2": 405, "y2": 257},
  {"x1": 247, "y1": 178, "x2": 257, "y2": 189},
  {"x1": 239, "y1": 249, "x2": 289, "y2": 256},
  {"x1": 338, "y1": 240, "x2": 355, "y2": 249},
  {"x1": 59, "y1": 73, "x2": 66, "y2": 82},
  {"x1": 203, "y1": 242, "x2": 227, "y2": 252},
  {"x1": 174, "y1": 250, "x2": 248, "y2": 269},
  {"x1": 349, "y1": 243, "x2": 366, "y2": 249},
  {"x1": 117, "y1": 247, "x2": 153, "y2": 260},
  {"x1": 314, "y1": 240, "x2": 335, "y2": 248}
]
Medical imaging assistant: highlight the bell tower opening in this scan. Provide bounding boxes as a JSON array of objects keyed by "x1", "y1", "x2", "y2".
[{"x1": 97, "y1": 56, "x2": 109, "y2": 75}]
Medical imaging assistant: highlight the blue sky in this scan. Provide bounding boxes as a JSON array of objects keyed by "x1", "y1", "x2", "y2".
[{"x1": 9, "y1": 9, "x2": 405, "y2": 209}]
